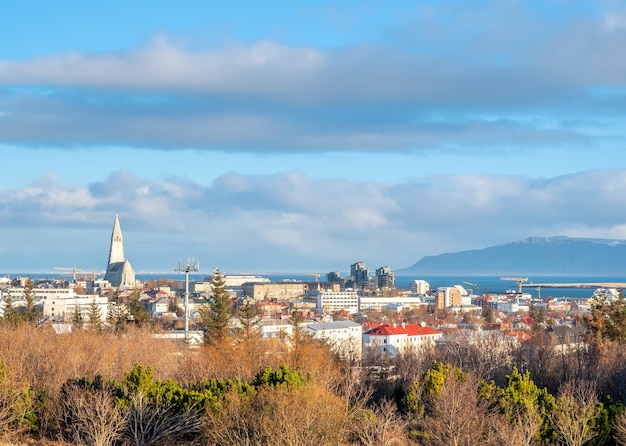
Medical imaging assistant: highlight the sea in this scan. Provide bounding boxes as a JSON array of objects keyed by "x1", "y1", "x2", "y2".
[{"x1": 4, "y1": 272, "x2": 624, "y2": 300}]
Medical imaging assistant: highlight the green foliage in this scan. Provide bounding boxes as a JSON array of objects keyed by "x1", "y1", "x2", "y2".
[
  {"x1": 0, "y1": 357, "x2": 38, "y2": 434},
  {"x1": 588, "y1": 293, "x2": 626, "y2": 344},
  {"x1": 484, "y1": 368, "x2": 556, "y2": 443},
  {"x1": 1, "y1": 293, "x2": 19, "y2": 328},
  {"x1": 400, "y1": 361, "x2": 465, "y2": 415},
  {"x1": 126, "y1": 292, "x2": 151, "y2": 326},
  {"x1": 236, "y1": 300, "x2": 261, "y2": 341},
  {"x1": 88, "y1": 298, "x2": 103, "y2": 330},
  {"x1": 199, "y1": 267, "x2": 233, "y2": 345},
  {"x1": 21, "y1": 279, "x2": 40, "y2": 325},
  {"x1": 252, "y1": 364, "x2": 310, "y2": 389}
]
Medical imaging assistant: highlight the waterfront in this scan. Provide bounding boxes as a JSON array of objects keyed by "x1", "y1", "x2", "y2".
[{"x1": 3, "y1": 272, "x2": 623, "y2": 300}]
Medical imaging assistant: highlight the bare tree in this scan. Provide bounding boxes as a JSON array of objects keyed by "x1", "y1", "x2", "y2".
[
  {"x1": 124, "y1": 391, "x2": 204, "y2": 446},
  {"x1": 492, "y1": 402, "x2": 542, "y2": 446},
  {"x1": 352, "y1": 399, "x2": 410, "y2": 446},
  {"x1": 612, "y1": 409, "x2": 626, "y2": 446},
  {"x1": 550, "y1": 380, "x2": 599, "y2": 446},
  {"x1": 416, "y1": 373, "x2": 495, "y2": 446},
  {"x1": 62, "y1": 384, "x2": 126, "y2": 446}
]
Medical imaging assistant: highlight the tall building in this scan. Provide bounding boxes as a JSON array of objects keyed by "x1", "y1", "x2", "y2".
[
  {"x1": 104, "y1": 215, "x2": 136, "y2": 288},
  {"x1": 376, "y1": 266, "x2": 395, "y2": 289},
  {"x1": 410, "y1": 280, "x2": 430, "y2": 294},
  {"x1": 350, "y1": 262, "x2": 370, "y2": 287}
]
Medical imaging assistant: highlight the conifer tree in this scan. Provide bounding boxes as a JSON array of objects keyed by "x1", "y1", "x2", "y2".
[
  {"x1": 237, "y1": 300, "x2": 261, "y2": 341},
  {"x1": 1, "y1": 292, "x2": 18, "y2": 327},
  {"x1": 21, "y1": 278, "x2": 40, "y2": 325},
  {"x1": 88, "y1": 298, "x2": 103, "y2": 331},
  {"x1": 71, "y1": 303, "x2": 84, "y2": 327},
  {"x1": 199, "y1": 268, "x2": 232, "y2": 344}
]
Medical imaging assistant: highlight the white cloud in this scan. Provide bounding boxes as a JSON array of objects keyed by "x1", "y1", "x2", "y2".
[{"x1": 1, "y1": 169, "x2": 625, "y2": 272}]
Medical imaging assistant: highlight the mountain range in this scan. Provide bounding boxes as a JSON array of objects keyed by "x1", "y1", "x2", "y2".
[{"x1": 397, "y1": 236, "x2": 626, "y2": 276}]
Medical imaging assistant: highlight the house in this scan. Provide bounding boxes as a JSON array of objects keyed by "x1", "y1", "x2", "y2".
[{"x1": 363, "y1": 322, "x2": 442, "y2": 357}]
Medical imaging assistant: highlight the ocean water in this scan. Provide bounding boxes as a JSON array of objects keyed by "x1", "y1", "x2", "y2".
[
  {"x1": 4, "y1": 272, "x2": 623, "y2": 300},
  {"x1": 263, "y1": 274, "x2": 625, "y2": 299}
]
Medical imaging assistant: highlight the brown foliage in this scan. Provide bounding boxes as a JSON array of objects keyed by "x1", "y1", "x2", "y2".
[
  {"x1": 205, "y1": 383, "x2": 352, "y2": 446},
  {"x1": 413, "y1": 372, "x2": 496, "y2": 446}
]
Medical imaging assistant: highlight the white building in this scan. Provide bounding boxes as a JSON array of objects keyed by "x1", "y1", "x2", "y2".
[
  {"x1": 409, "y1": 280, "x2": 430, "y2": 294},
  {"x1": 363, "y1": 322, "x2": 442, "y2": 357},
  {"x1": 306, "y1": 320, "x2": 363, "y2": 360},
  {"x1": 359, "y1": 296, "x2": 427, "y2": 312},
  {"x1": 0, "y1": 286, "x2": 109, "y2": 322},
  {"x1": 309, "y1": 289, "x2": 359, "y2": 314},
  {"x1": 257, "y1": 317, "x2": 295, "y2": 339}
]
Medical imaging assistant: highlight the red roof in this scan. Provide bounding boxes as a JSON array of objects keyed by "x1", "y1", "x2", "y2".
[
  {"x1": 365, "y1": 323, "x2": 441, "y2": 337},
  {"x1": 507, "y1": 330, "x2": 532, "y2": 343}
]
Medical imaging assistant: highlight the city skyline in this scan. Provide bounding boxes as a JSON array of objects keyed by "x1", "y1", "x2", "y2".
[{"x1": 1, "y1": 1, "x2": 626, "y2": 273}]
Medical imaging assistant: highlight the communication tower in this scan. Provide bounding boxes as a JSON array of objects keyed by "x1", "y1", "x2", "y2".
[{"x1": 175, "y1": 258, "x2": 199, "y2": 343}]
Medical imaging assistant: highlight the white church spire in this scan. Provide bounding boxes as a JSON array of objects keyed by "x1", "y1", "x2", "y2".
[
  {"x1": 107, "y1": 214, "x2": 125, "y2": 265},
  {"x1": 104, "y1": 215, "x2": 136, "y2": 288}
]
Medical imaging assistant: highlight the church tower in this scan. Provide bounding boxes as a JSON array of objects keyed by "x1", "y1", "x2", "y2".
[
  {"x1": 104, "y1": 215, "x2": 136, "y2": 288},
  {"x1": 107, "y1": 215, "x2": 125, "y2": 265}
]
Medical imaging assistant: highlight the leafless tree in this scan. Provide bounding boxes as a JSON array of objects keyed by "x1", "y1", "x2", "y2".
[
  {"x1": 352, "y1": 399, "x2": 410, "y2": 446},
  {"x1": 437, "y1": 330, "x2": 515, "y2": 383},
  {"x1": 550, "y1": 380, "x2": 599, "y2": 446},
  {"x1": 124, "y1": 391, "x2": 204, "y2": 446},
  {"x1": 612, "y1": 409, "x2": 626, "y2": 446},
  {"x1": 62, "y1": 384, "x2": 126, "y2": 446},
  {"x1": 492, "y1": 402, "x2": 542, "y2": 446},
  {"x1": 416, "y1": 373, "x2": 495, "y2": 446}
]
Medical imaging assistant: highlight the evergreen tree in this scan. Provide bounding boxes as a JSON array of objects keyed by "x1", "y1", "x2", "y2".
[
  {"x1": 236, "y1": 300, "x2": 261, "y2": 341},
  {"x1": 1, "y1": 292, "x2": 18, "y2": 327},
  {"x1": 71, "y1": 303, "x2": 84, "y2": 327},
  {"x1": 199, "y1": 268, "x2": 232, "y2": 345},
  {"x1": 126, "y1": 292, "x2": 150, "y2": 326},
  {"x1": 21, "y1": 278, "x2": 40, "y2": 325},
  {"x1": 88, "y1": 298, "x2": 103, "y2": 331}
]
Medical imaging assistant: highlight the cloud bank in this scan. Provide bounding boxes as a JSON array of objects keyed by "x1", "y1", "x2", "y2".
[
  {"x1": 1, "y1": 169, "x2": 624, "y2": 272},
  {"x1": 1, "y1": 2, "x2": 625, "y2": 152}
]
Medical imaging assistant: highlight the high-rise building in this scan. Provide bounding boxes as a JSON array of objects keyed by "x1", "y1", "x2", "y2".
[
  {"x1": 350, "y1": 262, "x2": 370, "y2": 287},
  {"x1": 104, "y1": 215, "x2": 136, "y2": 288},
  {"x1": 326, "y1": 271, "x2": 342, "y2": 284},
  {"x1": 409, "y1": 279, "x2": 430, "y2": 294},
  {"x1": 375, "y1": 266, "x2": 395, "y2": 289}
]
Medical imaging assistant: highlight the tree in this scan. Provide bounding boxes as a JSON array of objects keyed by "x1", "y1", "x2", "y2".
[
  {"x1": 586, "y1": 292, "x2": 626, "y2": 351},
  {"x1": 483, "y1": 367, "x2": 556, "y2": 445},
  {"x1": 72, "y1": 304, "x2": 84, "y2": 327},
  {"x1": 199, "y1": 268, "x2": 232, "y2": 345},
  {"x1": 126, "y1": 292, "x2": 150, "y2": 327},
  {"x1": 21, "y1": 278, "x2": 40, "y2": 325},
  {"x1": 61, "y1": 383, "x2": 126, "y2": 446},
  {"x1": 88, "y1": 299, "x2": 103, "y2": 331},
  {"x1": 551, "y1": 380, "x2": 600, "y2": 446},
  {"x1": 412, "y1": 369, "x2": 494, "y2": 446},
  {"x1": 236, "y1": 300, "x2": 261, "y2": 342},
  {"x1": 1, "y1": 292, "x2": 19, "y2": 327}
]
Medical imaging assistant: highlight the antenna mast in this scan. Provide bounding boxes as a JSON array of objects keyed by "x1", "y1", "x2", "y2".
[{"x1": 175, "y1": 257, "x2": 199, "y2": 343}]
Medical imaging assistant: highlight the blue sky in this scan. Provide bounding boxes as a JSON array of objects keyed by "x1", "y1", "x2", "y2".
[{"x1": 1, "y1": 0, "x2": 626, "y2": 275}]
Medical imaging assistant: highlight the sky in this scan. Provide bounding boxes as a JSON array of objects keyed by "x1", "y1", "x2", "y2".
[{"x1": 1, "y1": 0, "x2": 626, "y2": 275}]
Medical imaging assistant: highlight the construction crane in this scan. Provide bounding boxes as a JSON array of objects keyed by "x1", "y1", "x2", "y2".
[
  {"x1": 54, "y1": 266, "x2": 99, "y2": 281},
  {"x1": 500, "y1": 277, "x2": 528, "y2": 294},
  {"x1": 306, "y1": 273, "x2": 320, "y2": 283}
]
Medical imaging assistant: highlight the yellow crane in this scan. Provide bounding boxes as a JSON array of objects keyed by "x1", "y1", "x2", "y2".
[
  {"x1": 306, "y1": 273, "x2": 321, "y2": 282},
  {"x1": 54, "y1": 266, "x2": 99, "y2": 281},
  {"x1": 500, "y1": 277, "x2": 528, "y2": 293}
]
